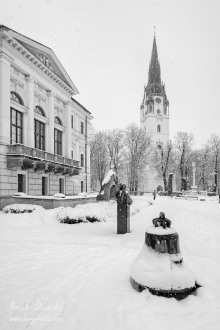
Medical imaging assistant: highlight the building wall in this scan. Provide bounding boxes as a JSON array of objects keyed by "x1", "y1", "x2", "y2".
[{"x1": 0, "y1": 27, "x2": 92, "y2": 197}]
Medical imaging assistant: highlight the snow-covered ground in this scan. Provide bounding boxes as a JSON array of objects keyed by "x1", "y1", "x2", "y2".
[{"x1": 0, "y1": 195, "x2": 220, "y2": 330}]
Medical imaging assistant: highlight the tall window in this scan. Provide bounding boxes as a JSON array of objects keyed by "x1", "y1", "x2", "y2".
[
  {"x1": 10, "y1": 109, "x2": 23, "y2": 144},
  {"x1": 71, "y1": 115, "x2": 73, "y2": 129},
  {"x1": 157, "y1": 125, "x2": 161, "y2": 133},
  {"x1": 34, "y1": 120, "x2": 45, "y2": 150},
  {"x1": 81, "y1": 181, "x2": 84, "y2": 193},
  {"x1": 54, "y1": 129, "x2": 62, "y2": 155},
  {"x1": 81, "y1": 121, "x2": 84, "y2": 134},
  {"x1": 81, "y1": 153, "x2": 84, "y2": 167}
]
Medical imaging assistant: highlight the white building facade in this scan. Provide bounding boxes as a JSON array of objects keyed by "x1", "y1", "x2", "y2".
[
  {"x1": 0, "y1": 25, "x2": 92, "y2": 197},
  {"x1": 140, "y1": 36, "x2": 170, "y2": 192}
]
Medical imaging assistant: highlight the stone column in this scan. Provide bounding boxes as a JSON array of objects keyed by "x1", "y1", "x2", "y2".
[
  {"x1": 47, "y1": 91, "x2": 54, "y2": 153},
  {"x1": 64, "y1": 101, "x2": 72, "y2": 158},
  {"x1": 0, "y1": 52, "x2": 12, "y2": 146},
  {"x1": 25, "y1": 76, "x2": 35, "y2": 148}
]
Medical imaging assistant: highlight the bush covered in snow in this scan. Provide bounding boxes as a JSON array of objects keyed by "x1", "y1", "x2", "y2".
[
  {"x1": 3, "y1": 204, "x2": 44, "y2": 214},
  {"x1": 57, "y1": 206, "x2": 105, "y2": 224}
]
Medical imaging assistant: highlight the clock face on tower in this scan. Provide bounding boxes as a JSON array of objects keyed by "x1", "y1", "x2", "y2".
[{"x1": 155, "y1": 97, "x2": 161, "y2": 104}]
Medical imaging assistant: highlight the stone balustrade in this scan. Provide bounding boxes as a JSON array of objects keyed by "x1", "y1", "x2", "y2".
[{"x1": 7, "y1": 144, "x2": 79, "y2": 168}]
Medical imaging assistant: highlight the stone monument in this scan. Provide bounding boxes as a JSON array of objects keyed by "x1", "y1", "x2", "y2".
[
  {"x1": 130, "y1": 212, "x2": 200, "y2": 299},
  {"x1": 191, "y1": 162, "x2": 198, "y2": 193},
  {"x1": 116, "y1": 183, "x2": 133, "y2": 234},
  {"x1": 96, "y1": 168, "x2": 117, "y2": 201}
]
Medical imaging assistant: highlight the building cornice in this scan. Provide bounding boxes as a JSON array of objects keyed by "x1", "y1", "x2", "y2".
[{"x1": 1, "y1": 33, "x2": 78, "y2": 96}]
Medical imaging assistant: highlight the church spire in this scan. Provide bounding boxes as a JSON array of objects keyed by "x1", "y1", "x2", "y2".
[{"x1": 148, "y1": 35, "x2": 161, "y2": 85}]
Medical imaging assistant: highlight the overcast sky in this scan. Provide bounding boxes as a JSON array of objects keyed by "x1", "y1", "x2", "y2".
[{"x1": 1, "y1": 0, "x2": 220, "y2": 148}]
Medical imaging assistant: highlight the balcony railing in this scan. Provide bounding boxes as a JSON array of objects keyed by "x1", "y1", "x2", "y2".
[{"x1": 7, "y1": 144, "x2": 79, "y2": 168}]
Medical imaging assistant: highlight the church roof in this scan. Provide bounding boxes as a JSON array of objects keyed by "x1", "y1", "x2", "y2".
[{"x1": 148, "y1": 35, "x2": 161, "y2": 85}]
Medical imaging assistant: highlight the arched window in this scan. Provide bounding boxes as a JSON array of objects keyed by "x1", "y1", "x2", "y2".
[
  {"x1": 157, "y1": 125, "x2": 161, "y2": 133},
  {"x1": 34, "y1": 106, "x2": 45, "y2": 117},
  {"x1": 54, "y1": 116, "x2": 63, "y2": 126},
  {"x1": 10, "y1": 91, "x2": 23, "y2": 105}
]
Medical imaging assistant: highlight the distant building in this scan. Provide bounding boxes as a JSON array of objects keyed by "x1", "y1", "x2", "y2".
[
  {"x1": 0, "y1": 25, "x2": 92, "y2": 197},
  {"x1": 140, "y1": 35, "x2": 170, "y2": 192}
]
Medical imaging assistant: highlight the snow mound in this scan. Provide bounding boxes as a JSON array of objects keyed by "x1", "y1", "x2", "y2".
[
  {"x1": 3, "y1": 204, "x2": 44, "y2": 214},
  {"x1": 13, "y1": 192, "x2": 27, "y2": 197},
  {"x1": 130, "y1": 244, "x2": 196, "y2": 290},
  {"x1": 78, "y1": 192, "x2": 87, "y2": 197},
  {"x1": 53, "y1": 193, "x2": 65, "y2": 198}
]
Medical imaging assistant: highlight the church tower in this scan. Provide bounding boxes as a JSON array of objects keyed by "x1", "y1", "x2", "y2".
[{"x1": 140, "y1": 35, "x2": 170, "y2": 192}]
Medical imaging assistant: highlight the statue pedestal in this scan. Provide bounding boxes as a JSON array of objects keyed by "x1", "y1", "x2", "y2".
[{"x1": 117, "y1": 203, "x2": 130, "y2": 234}]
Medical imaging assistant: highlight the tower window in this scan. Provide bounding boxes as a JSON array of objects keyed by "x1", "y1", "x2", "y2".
[{"x1": 157, "y1": 125, "x2": 161, "y2": 133}]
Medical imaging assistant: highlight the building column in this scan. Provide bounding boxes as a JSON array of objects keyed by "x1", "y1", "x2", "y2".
[
  {"x1": 0, "y1": 52, "x2": 12, "y2": 146},
  {"x1": 47, "y1": 91, "x2": 54, "y2": 153},
  {"x1": 25, "y1": 76, "x2": 35, "y2": 148},
  {"x1": 64, "y1": 101, "x2": 72, "y2": 158}
]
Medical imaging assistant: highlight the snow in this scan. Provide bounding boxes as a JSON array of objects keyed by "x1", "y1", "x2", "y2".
[
  {"x1": 12, "y1": 194, "x2": 97, "y2": 200},
  {"x1": 57, "y1": 204, "x2": 106, "y2": 223},
  {"x1": 146, "y1": 224, "x2": 177, "y2": 235},
  {"x1": 130, "y1": 244, "x2": 196, "y2": 290},
  {"x1": 102, "y1": 169, "x2": 116, "y2": 185},
  {"x1": 53, "y1": 193, "x2": 66, "y2": 198},
  {"x1": 0, "y1": 195, "x2": 220, "y2": 329}
]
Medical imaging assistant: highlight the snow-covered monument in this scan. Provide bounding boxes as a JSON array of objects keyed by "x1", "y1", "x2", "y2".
[{"x1": 130, "y1": 212, "x2": 200, "y2": 299}]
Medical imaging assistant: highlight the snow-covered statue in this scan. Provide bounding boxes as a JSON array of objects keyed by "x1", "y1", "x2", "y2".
[
  {"x1": 97, "y1": 167, "x2": 117, "y2": 201},
  {"x1": 130, "y1": 212, "x2": 200, "y2": 299},
  {"x1": 115, "y1": 183, "x2": 133, "y2": 234}
]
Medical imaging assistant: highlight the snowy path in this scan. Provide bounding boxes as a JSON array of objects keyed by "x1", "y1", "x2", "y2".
[{"x1": 0, "y1": 196, "x2": 220, "y2": 329}]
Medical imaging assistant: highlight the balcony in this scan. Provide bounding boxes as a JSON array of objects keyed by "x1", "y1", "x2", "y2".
[{"x1": 7, "y1": 144, "x2": 80, "y2": 175}]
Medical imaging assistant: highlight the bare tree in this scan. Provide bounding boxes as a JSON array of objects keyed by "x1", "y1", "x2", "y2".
[
  {"x1": 152, "y1": 141, "x2": 174, "y2": 192},
  {"x1": 174, "y1": 132, "x2": 194, "y2": 191},
  {"x1": 90, "y1": 131, "x2": 108, "y2": 191},
  {"x1": 124, "y1": 123, "x2": 152, "y2": 194},
  {"x1": 206, "y1": 134, "x2": 220, "y2": 192},
  {"x1": 105, "y1": 128, "x2": 125, "y2": 176}
]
